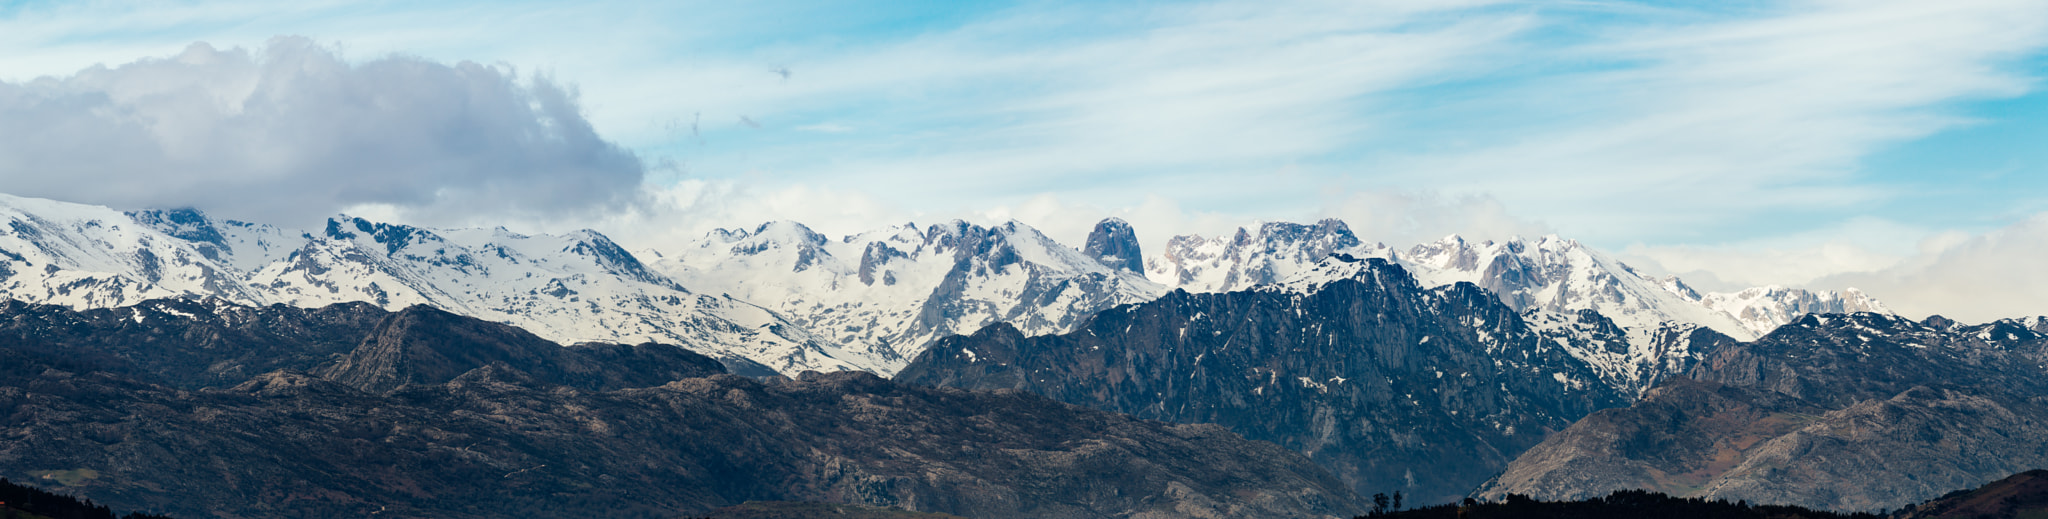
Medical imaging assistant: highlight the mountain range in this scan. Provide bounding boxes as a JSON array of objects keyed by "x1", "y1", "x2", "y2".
[
  {"x1": 29, "y1": 190, "x2": 2041, "y2": 513},
  {"x1": 0, "y1": 192, "x2": 1885, "y2": 381}
]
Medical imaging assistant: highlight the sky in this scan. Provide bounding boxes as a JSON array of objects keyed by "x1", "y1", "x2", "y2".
[{"x1": 2, "y1": 0, "x2": 2048, "y2": 320}]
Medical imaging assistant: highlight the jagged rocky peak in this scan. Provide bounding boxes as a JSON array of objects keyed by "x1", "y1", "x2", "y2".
[
  {"x1": 1148, "y1": 217, "x2": 1381, "y2": 293},
  {"x1": 563, "y1": 228, "x2": 673, "y2": 287},
  {"x1": 1258, "y1": 218, "x2": 1363, "y2": 251},
  {"x1": 1408, "y1": 234, "x2": 1485, "y2": 271},
  {"x1": 1923, "y1": 314, "x2": 1960, "y2": 331},
  {"x1": 929, "y1": 219, "x2": 1055, "y2": 270},
  {"x1": 713, "y1": 221, "x2": 835, "y2": 272},
  {"x1": 322, "y1": 214, "x2": 448, "y2": 255},
  {"x1": 857, "y1": 240, "x2": 908, "y2": 286},
  {"x1": 128, "y1": 207, "x2": 226, "y2": 247},
  {"x1": 1658, "y1": 275, "x2": 1702, "y2": 301},
  {"x1": 1081, "y1": 217, "x2": 1143, "y2": 272}
]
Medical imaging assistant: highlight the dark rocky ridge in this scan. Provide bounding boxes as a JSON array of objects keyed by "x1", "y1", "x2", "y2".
[
  {"x1": 318, "y1": 304, "x2": 725, "y2": 393},
  {"x1": 0, "y1": 298, "x2": 1364, "y2": 518},
  {"x1": 0, "y1": 298, "x2": 387, "y2": 389},
  {"x1": 897, "y1": 256, "x2": 1629, "y2": 504},
  {"x1": 1479, "y1": 312, "x2": 2048, "y2": 511},
  {"x1": 0, "y1": 298, "x2": 768, "y2": 388}
]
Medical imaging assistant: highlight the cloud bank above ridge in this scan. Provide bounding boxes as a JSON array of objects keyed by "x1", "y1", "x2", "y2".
[{"x1": 0, "y1": 36, "x2": 645, "y2": 228}]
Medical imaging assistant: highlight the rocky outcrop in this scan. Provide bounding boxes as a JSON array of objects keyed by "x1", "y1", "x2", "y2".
[
  {"x1": 1083, "y1": 218, "x2": 1144, "y2": 273},
  {"x1": 1477, "y1": 313, "x2": 2048, "y2": 511},
  {"x1": 0, "y1": 298, "x2": 1363, "y2": 518},
  {"x1": 897, "y1": 256, "x2": 1628, "y2": 505}
]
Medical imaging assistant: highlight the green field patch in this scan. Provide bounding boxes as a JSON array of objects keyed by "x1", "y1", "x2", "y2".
[{"x1": 26, "y1": 468, "x2": 99, "y2": 486}]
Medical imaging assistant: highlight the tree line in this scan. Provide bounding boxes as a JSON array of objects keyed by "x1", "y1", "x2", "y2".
[{"x1": 0, "y1": 478, "x2": 173, "y2": 519}]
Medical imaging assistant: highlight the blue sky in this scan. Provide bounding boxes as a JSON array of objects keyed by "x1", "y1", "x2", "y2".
[{"x1": 4, "y1": 0, "x2": 2048, "y2": 316}]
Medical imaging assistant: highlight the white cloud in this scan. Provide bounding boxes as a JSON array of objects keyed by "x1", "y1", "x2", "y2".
[
  {"x1": 1616, "y1": 216, "x2": 1935, "y2": 291},
  {"x1": 1320, "y1": 190, "x2": 1554, "y2": 246},
  {"x1": 1808, "y1": 212, "x2": 2048, "y2": 322},
  {"x1": 584, "y1": 180, "x2": 917, "y2": 251},
  {"x1": 0, "y1": 37, "x2": 645, "y2": 228}
]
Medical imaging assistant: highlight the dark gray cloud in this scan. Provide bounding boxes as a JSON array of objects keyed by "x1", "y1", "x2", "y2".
[{"x1": 0, "y1": 36, "x2": 644, "y2": 227}]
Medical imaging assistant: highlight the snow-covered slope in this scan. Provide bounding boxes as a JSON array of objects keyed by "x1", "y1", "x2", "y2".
[
  {"x1": 0, "y1": 194, "x2": 860, "y2": 375},
  {"x1": 643, "y1": 219, "x2": 1163, "y2": 375},
  {"x1": 0, "y1": 194, "x2": 258, "y2": 307},
  {"x1": 249, "y1": 216, "x2": 874, "y2": 374},
  {"x1": 1397, "y1": 234, "x2": 1899, "y2": 342}
]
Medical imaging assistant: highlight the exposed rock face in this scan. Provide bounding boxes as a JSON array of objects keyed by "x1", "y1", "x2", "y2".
[
  {"x1": 897, "y1": 256, "x2": 1628, "y2": 505},
  {"x1": 1478, "y1": 312, "x2": 2048, "y2": 511},
  {"x1": 1477, "y1": 379, "x2": 1834, "y2": 501},
  {"x1": 1083, "y1": 218, "x2": 1144, "y2": 273},
  {"x1": 0, "y1": 299, "x2": 1363, "y2": 519}
]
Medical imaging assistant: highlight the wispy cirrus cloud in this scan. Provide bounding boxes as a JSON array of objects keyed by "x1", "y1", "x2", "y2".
[{"x1": 1388, "y1": 0, "x2": 2048, "y2": 243}]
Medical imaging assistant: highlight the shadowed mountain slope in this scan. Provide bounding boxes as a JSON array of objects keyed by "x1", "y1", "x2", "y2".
[
  {"x1": 0, "y1": 298, "x2": 1363, "y2": 518},
  {"x1": 898, "y1": 256, "x2": 1630, "y2": 504},
  {"x1": 1479, "y1": 313, "x2": 2048, "y2": 511}
]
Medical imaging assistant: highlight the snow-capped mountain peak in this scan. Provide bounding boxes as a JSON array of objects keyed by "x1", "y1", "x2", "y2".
[
  {"x1": 1398, "y1": 232, "x2": 1757, "y2": 343},
  {"x1": 1146, "y1": 218, "x2": 1391, "y2": 293},
  {"x1": 645, "y1": 217, "x2": 1163, "y2": 375},
  {"x1": 1696, "y1": 285, "x2": 1892, "y2": 336}
]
